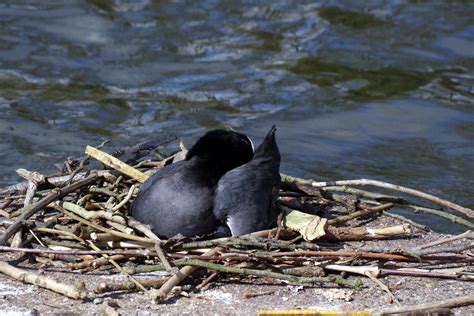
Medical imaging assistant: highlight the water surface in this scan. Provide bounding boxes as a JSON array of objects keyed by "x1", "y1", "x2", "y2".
[{"x1": 0, "y1": 0, "x2": 473, "y2": 233}]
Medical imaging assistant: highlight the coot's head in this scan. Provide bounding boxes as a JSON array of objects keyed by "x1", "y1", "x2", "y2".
[
  {"x1": 186, "y1": 129, "x2": 254, "y2": 175},
  {"x1": 254, "y1": 125, "x2": 280, "y2": 163}
]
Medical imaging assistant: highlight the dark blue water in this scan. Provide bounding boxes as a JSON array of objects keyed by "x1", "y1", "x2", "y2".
[{"x1": 0, "y1": 1, "x2": 473, "y2": 233}]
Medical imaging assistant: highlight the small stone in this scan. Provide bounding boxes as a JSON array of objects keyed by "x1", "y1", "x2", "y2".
[
  {"x1": 93, "y1": 298, "x2": 103, "y2": 305},
  {"x1": 282, "y1": 296, "x2": 289, "y2": 301}
]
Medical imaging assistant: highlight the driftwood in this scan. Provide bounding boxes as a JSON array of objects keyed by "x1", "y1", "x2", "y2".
[{"x1": 0, "y1": 260, "x2": 87, "y2": 300}]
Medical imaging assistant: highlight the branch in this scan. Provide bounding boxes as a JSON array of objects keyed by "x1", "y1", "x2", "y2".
[
  {"x1": 371, "y1": 294, "x2": 474, "y2": 315},
  {"x1": 152, "y1": 247, "x2": 222, "y2": 302},
  {"x1": 281, "y1": 174, "x2": 474, "y2": 218},
  {"x1": 85, "y1": 146, "x2": 148, "y2": 183},
  {"x1": 0, "y1": 174, "x2": 98, "y2": 245},
  {"x1": 171, "y1": 259, "x2": 361, "y2": 288},
  {"x1": 0, "y1": 261, "x2": 87, "y2": 300}
]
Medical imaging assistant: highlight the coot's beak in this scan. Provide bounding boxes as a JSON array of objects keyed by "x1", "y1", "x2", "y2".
[{"x1": 224, "y1": 126, "x2": 236, "y2": 132}]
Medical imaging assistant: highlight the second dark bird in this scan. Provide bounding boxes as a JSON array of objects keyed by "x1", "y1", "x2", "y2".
[{"x1": 214, "y1": 125, "x2": 281, "y2": 236}]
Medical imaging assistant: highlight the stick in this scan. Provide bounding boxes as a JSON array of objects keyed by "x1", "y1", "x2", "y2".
[
  {"x1": 111, "y1": 184, "x2": 137, "y2": 211},
  {"x1": 87, "y1": 241, "x2": 148, "y2": 293},
  {"x1": 379, "y1": 268, "x2": 474, "y2": 281},
  {"x1": 382, "y1": 211, "x2": 429, "y2": 230},
  {"x1": 371, "y1": 294, "x2": 474, "y2": 315},
  {"x1": 407, "y1": 205, "x2": 474, "y2": 229},
  {"x1": 174, "y1": 237, "x2": 319, "y2": 251},
  {"x1": 0, "y1": 261, "x2": 87, "y2": 300},
  {"x1": 12, "y1": 169, "x2": 46, "y2": 248},
  {"x1": 85, "y1": 146, "x2": 149, "y2": 183},
  {"x1": 152, "y1": 247, "x2": 222, "y2": 302},
  {"x1": 327, "y1": 203, "x2": 393, "y2": 225},
  {"x1": 0, "y1": 174, "x2": 98, "y2": 245},
  {"x1": 95, "y1": 278, "x2": 169, "y2": 294},
  {"x1": 16, "y1": 168, "x2": 46, "y2": 207},
  {"x1": 281, "y1": 174, "x2": 474, "y2": 218},
  {"x1": 326, "y1": 224, "x2": 412, "y2": 241},
  {"x1": 126, "y1": 217, "x2": 173, "y2": 272},
  {"x1": 420, "y1": 230, "x2": 473, "y2": 250},
  {"x1": 68, "y1": 255, "x2": 127, "y2": 270},
  {"x1": 57, "y1": 207, "x2": 154, "y2": 244},
  {"x1": 171, "y1": 259, "x2": 360, "y2": 288},
  {"x1": 1, "y1": 246, "x2": 470, "y2": 263},
  {"x1": 0, "y1": 170, "x2": 116, "y2": 197}
]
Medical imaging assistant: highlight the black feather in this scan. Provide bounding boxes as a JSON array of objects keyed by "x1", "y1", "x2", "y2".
[
  {"x1": 213, "y1": 125, "x2": 281, "y2": 236},
  {"x1": 131, "y1": 129, "x2": 253, "y2": 238}
]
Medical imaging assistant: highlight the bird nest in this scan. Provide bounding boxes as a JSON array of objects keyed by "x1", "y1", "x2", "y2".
[{"x1": 0, "y1": 136, "x2": 472, "y2": 315}]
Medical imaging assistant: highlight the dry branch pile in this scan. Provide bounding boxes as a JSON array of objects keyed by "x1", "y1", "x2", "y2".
[{"x1": 0, "y1": 140, "x2": 472, "y2": 315}]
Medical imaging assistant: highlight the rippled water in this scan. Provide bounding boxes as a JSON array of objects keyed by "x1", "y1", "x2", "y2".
[{"x1": 0, "y1": 1, "x2": 473, "y2": 233}]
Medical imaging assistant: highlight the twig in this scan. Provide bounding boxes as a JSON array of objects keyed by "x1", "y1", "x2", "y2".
[
  {"x1": 111, "y1": 184, "x2": 137, "y2": 211},
  {"x1": 327, "y1": 203, "x2": 393, "y2": 225},
  {"x1": 127, "y1": 217, "x2": 173, "y2": 272},
  {"x1": 155, "y1": 242, "x2": 174, "y2": 272},
  {"x1": 12, "y1": 169, "x2": 48, "y2": 248},
  {"x1": 196, "y1": 271, "x2": 219, "y2": 290},
  {"x1": 379, "y1": 268, "x2": 474, "y2": 281},
  {"x1": 85, "y1": 146, "x2": 149, "y2": 183},
  {"x1": 57, "y1": 201, "x2": 126, "y2": 224},
  {"x1": 68, "y1": 255, "x2": 127, "y2": 270},
  {"x1": 127, "y1": 217, "x2": 161, "y2": 241},
  {"x1": 152, "y1": 247, "x2": 223, "y2": 302},
  {"x1": 326, "y1": 224, "x2": 412, "y2": 241},
  {"x1": 382, "y1": 211, "x2": 429, "y2": 230},
  {"x1": 172, "y1": 259, "x2": 361, "y2": 288},
  {"x1": 55, "y1": 205, "x2": 154, "y2": 244},
  {"x1": 257, "y1": 250, "x2": 470, "y2": 263},
  {"x1": 87, "y1": 241, "x2": 148, "y2": 293},
  {"x1": 420, "y1": 243, "x2": 473, "y2": 255},
  {"x1": 1, "y1": 246, "x2": 470, "y2": 263},
  {"x1": 0, "y1": 170, "x2": 116, "y2": 197},
  {"x1": 16, "y1": 168, "x2": 46, "y2": 208},
  {"x1": 106, "y1": 220, "x2": 134, "y2": 235},
  {"x1": 367, "y1": 273, "x2": 401, "y2": 306},
  {"x1": 173, "y1": 237, "x2": 319, "y2": 252},
  {"x1": 371, "y1": 294, "x2": 474, "y2": 315},
  {"x1": 420, "y1": 230, "x2": 473, "y2": 250},
  {"x1": 0, "y1": 174, "x2": 98, "y2": 245},
  {"x1": 0, "y1": 261, "x2": 87, "y2": 300},
  {"x1": 95, "y1": 278, "x2": 169, "y2": 294},
  {"x1": 281, "y1": 174, "x2": 474, "y2": 218},
  {"x1": 322, "y1": 187, "x2": 473, "y2": 228},
  {"x1": 407, "y1": 205, "x2": 474, "y2": 229}
]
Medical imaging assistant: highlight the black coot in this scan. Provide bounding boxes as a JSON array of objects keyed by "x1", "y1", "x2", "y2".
[
  {"x1": 131, "y1": 129, "x2": 254, "y2": 238},
  {"x1": 213, "y1": 125, "x2": 281, "y2": 236}
]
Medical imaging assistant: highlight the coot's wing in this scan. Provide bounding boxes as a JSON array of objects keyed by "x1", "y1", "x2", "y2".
[
  {"x1": 130, "y1": 160, "x2": 186, "y2": 220},
  {"x1": 213, "y1": 160, "x2": 278, "y2": 236},
  {"x1": 131, "y1": 160, "x2": 218, "y2": 238},
  {"x1": 136, "y1": 160, "x2": 185, "y2": 194}
]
